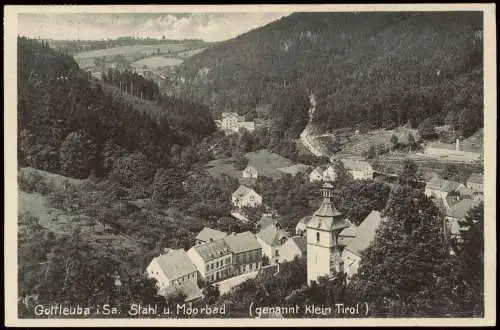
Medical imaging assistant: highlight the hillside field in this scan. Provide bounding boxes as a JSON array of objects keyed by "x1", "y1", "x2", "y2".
[{"x1": 206, "y1": 149, "x2": 301, "y2": 181}]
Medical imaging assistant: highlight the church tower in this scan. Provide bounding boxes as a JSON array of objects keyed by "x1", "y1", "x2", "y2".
[{"x1": 307, "y1": 182, "x2": 351, "y2": 285}]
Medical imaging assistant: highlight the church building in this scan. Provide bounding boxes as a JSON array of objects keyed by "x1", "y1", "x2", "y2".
[{"x1": 306, "y1": 182, "x2": 352, "y2": 285}]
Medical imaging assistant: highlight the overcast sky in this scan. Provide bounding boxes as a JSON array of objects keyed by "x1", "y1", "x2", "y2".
[{"x1": 17, "y1": 12, "x2": 290, "y2": 42}]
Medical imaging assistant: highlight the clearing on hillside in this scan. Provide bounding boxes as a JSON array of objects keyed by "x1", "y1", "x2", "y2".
[
  {"x1": 206, "y1": 149, "x2": 302, "y2": 181},
  {"x1": 132, "y1": 56, "x2": 183, "y2": 69},
  {"x1": 73, "y1": 44, "x2": 191, "y2": 59}
]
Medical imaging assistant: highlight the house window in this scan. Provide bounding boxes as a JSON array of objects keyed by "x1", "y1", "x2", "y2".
[
  {"x1": 216, "y1": 261, "x2": 219, "y2": 268},
  {"x1": 275, "y1": 249, "x2": 279, "y2": 257},
  {"x1": 206, "y1": 265, "x2": 209, "y2": 272},
  {"x1": 316, "y1": 232, "x2": 320, "y2": 243}
]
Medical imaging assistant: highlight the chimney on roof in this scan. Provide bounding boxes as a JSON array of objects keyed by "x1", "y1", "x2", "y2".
[
  {"x1": 231, "y1": 232, "x2": 236, "y2": 236},
  {"x1": 163, "y1": 248, "x2": 171, "y2": 254}
]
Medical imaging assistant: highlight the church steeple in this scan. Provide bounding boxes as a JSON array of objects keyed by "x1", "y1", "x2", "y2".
[{"x1": 306, "y1": 182, "x2": 351, "y2": 285}]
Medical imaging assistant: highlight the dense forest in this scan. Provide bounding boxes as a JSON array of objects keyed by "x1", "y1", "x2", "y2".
[
  {"x1": 18, "y1": 37, "x2": 215, "y2": 179},
  {"x1": 171, "y1": 12, "x2": 483, "y2": 158}
]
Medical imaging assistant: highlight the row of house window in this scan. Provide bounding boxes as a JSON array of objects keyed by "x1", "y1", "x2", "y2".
[
  {"x1": 207, "y1": 268, "x2": 231, "y2": 282},
  {"x1": 205, "y1": 257, "x2": 231, "y2": 272}
]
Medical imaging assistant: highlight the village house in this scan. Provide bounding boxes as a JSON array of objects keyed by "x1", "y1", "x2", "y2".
[
  {"x1": 295, "y1": 215, "x2": 312, "y2": 236},
  {"x1": 445, "y1": 199, "x2": 481, "y2": 240},
  {"x1": 146, "y1": 249, "x2": 202, "y2": 303},
  {"x1": 340, "y1": 159, "x2": 374, "y2": 180},
  {"x1": 322, "y1": 165, "x2": 338, "y2": 182},
  {"x1": 221, "y1": 112, "x2": 240, "y2": 133},
  {"x1": 309, "y1": 167, "x2": 324, "y2": 183},
  {"x1": 232, "y1": 185, "x2": 262, "y2": 208},
  {"x1": 242, "y1": 165, "x2": 258, "y2": 179},
  {"x1": 255, "y1": 213, "x2": 280, "y2": 231},
  {"x1": 220, "y1": 112, "x2": 255, "y2": 135},
  {"x1": 195, "y1": 227, "x2": 227, "y2": 246},
  {"x1": 223, "y1": 231, "x2": 262, "y2": 275},
  {"x1": 425, "y1": 178, "x2": 464, "y2": 199},
  {"x1": 277, "y1": 235, "x2": 307, "y2": 263},
  {"x1": 342, "y1": 211, "x2": 385, "y2": 278},
  {"x1": 187, "y1": 240, "x2": 233, "y2": 284},
  {"x1": 466, "y1": 173, "x2": 483, "y2": 192},
  {"x1": 256, "y1": 224, "x2": 289, "y2": 265}
]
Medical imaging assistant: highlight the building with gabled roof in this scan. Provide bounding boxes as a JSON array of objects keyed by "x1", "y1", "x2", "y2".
[
  {"x1": 256, "y1": 224, "x2": 289, "y2": 265},
  {"x1": 309, "y1": 167, "x2": 324, "y2": 183},
  {"x1": 242, "y1": 165, "x2": 258, "y2": 179},
  {"x1": 278, "y1": 235, "x2": 307, "y2": 263},
  {"x1": 322, "y1": 165, "x2": 338, "y2": 182},
  {"x1": 425, "y1": 178, "x2": 464, "y2": 199},
  {"x1": 186, "y1": 239, "x2": 233, "y2": 283},
  {"x1": 195, "y1": 227, "x2": 227, "y2": 246},
  {"x1": 232, "y1": 185, "x2": 262, "y2": 208},
  {"x1": 467, "y1": 173, "x2": 483, "y2": 192},
  {"x1": 224, "y1": 231, "x2": 262, "y2": 276},
  {"x1": 295, "y1": 215, "x2": 312, "y2": 236},
  {"x1": 146, "y1": 249, "x2": 200, "y2": 302},
  {"x1": 342, "y1": 211, "x2": 385, "y2": 278},
  {"x1": 255, "y1": 213, "x2": 280, "y2": 231},
  {"x1": 445, "y1": 199, "x2": 481, "y2": 238}
]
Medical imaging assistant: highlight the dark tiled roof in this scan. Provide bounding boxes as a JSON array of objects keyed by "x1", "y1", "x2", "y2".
[{"x1": 193, "y1": 239, "x2": 232, "y2": 261}]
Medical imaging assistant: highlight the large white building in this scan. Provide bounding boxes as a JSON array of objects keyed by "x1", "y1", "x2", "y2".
[
  {"x1": 187, "y1": 240, "x2": 233, "y2": 284},
  {"x1": 223, "y1": 231, "x2": 262, "y2": 276},
  {"x1": 146, "y1": 249, "x2": 202, "y2": 302},
  {"x1": 306, "y1": 183, "x2": 352, "y2": 285},
  {"x1": 220, "y1": 112, "x2": 255, "y2": 135}
]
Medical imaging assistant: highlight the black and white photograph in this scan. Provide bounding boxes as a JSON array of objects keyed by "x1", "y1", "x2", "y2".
[{"x1": 4, "y1": 4, "x2": 496, "y2": 327}]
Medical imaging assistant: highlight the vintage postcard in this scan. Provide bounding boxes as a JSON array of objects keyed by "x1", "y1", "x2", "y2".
[{"x1": 4, "y1": 4, "x2": 496, "y2": 327}]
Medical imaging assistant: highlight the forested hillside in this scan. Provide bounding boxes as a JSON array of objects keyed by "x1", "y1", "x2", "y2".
[
  {"x1": 172, "y1": 12, "x2": 483, "y2": 150},
  {"x1": 18, "y1": 37, "x2": 215, "y2": 179}
]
